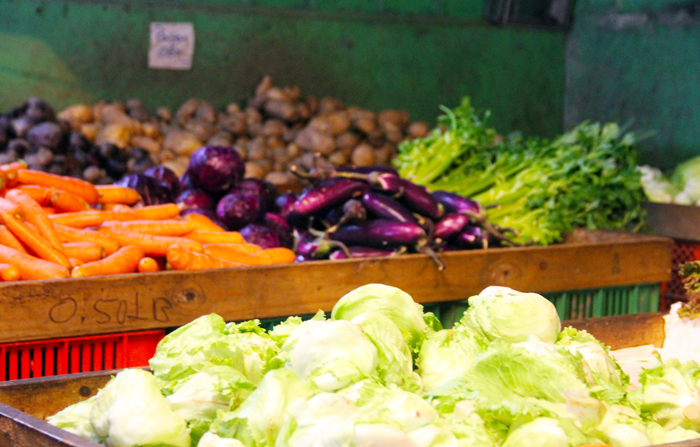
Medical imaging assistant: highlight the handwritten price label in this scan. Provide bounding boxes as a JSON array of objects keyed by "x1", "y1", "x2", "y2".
[
  {"x1": 49, "y1": 294, "x2": 174, "y2": 326},
  {"x1": 148, "y1": 22, "x2": 195, "y2": 70}
]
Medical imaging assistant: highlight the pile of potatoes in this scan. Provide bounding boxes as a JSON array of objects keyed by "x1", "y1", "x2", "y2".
[{"x1": 57, "y1": 76, "x2": 430, "y2": 187}]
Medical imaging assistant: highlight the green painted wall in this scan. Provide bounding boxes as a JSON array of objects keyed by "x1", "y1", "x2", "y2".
[
  {"x1": 0, "y1": 0, "x2": 565, "y2": 136},
  {"x1": 565, "y1": 0, "x2": 700, "y2": 168}
]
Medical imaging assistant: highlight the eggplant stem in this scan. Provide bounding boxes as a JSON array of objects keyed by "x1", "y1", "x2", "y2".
[
  {"x1": 480, "y1": 220, "x2": 524, "y2": 247},
  {"x1": 484, "y1": 204, "x2": 501, "y2": 211},
  {"x1": 417, "y1": 240, "x2": 445, "y2": 271},
  {"x1": 329, "y1": 240, "x2": 352, "y2": 258}
]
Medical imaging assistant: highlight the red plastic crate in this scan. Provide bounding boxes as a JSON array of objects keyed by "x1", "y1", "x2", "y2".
[
  {"x1": 0, "y1": 330, "x2": 164, "y2": 382},
  {"x1": 660, "y1": 240, "x2": 700, "y2": 311}
]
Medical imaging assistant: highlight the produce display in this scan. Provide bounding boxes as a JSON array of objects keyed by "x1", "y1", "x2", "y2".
[
  {"x1": 394, "y1": 99, "x2": 647, "y2": 245},
  {"x1": 0, "y1": 77, "x2": 428, "y2": 188},
  {"x1": 0, "y1": 158, "x2": 294, "y2": 280},
  {"x1": 47, "y1": 283, "x2": 700, "y2": 447},
  {"x1": 638, "y1": 156, "x2": 700, "y2": 205}
]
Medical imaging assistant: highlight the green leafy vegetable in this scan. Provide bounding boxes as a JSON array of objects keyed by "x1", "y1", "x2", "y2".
[{"x1": 47, "y1": 397, "x2": 101, "y2": 444}]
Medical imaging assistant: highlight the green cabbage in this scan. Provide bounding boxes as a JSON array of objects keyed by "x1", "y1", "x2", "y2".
[
  {"x1": 90, "y1": 368, "x2": 190, "y2": 447},
  {"x1": 586, "y1": 404, "x2": 651, "y2": 447},
  {"x1": 331, "y1": 284, "x2": 427, "y2": 351},
  {"x1": 462, "y1": 287, "x2": 561, "y2": 344},
  {"x1": 501, "y1": 417, "x2": 569, "y2": 447},
  {"x1": 47, "y1": 396, "x2": 101, "y2": 444},
  {"x1": 646, "y1": 421, "x2": 700, "y2": 444},
  {"x1": 198, "y1": 432, "x2": 247, "y2": 446}
]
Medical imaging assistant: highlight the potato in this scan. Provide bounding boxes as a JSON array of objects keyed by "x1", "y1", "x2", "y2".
[
  {"x1": 95, "y1": 123, "x2": 133, "y2": 149},
  {"x1": 226, "y1": 103, "x2": 241, "y2": 115},
  {"x1": 255, "y1": 75, "x2": 273, "y2": 98},
  {"x1": 175, "y1": 99, "x2": 200, "y2": 123},
  {"x1": 326, "y1": 111, "x2": 351, "y2": 136},
  {"x1": 162, "y1": 130, "x2": 203, "y2": 156},
  {"x1": 329, "y1": 151, "x2": 348, "y2": 167},
  {"x1": 385, "y1": 129, "x2": 404, "y2": 144},
  {"x1": 336, "y1": 132, "x2": 360, "y2": 150},
  {"x1": 161, "y1": 158, "x2": 189, "y2": 177},
  {"x1": 245, "y1": 107, "x2": 263, "y2": 124},
  {"x1": 206, "y1": 131, "x2": 234, "y2": 147},
  {"x1": 297, "y1": 102, "x2": 312, "y2": 121},
  {"x1": 351, "y1": 143, "x2": 375, "y2": 166},
  {"x1": 80, "y1": 123, "x2": 101, "y2": 143},
  {"x1": 246, "y1": 138, "x2": 268, "y2": 161},
  {"x1": 294, "y1": 127, "x2": 335, "y2": 155},
  {"x1": 305, "y1": 96, "x2": 319, "y2": 116},
  {"x1": 375, "y1": 144, "x2": 395, "y2": 165},
  {"x1": 318, "y1": 97, "x2": 344, "y2": 115},
  {"x1": 266, "y1": 136, "x2": 285, "y2": 149},
  {"x1": 284, "y1": 85, "x2": 302, "y2": 102},
  {"x1": 264, "y1": 171, "x2": 293, "y2": 186},
  {"x1": 407, "y1": 122, "x2": 430, "y2": 139},
  {"x1": 141, "y1": 122, "x2": 162, "y2": 139},
  {"x1": 157, "y1": 149, "x2": 176, "y2": 162},
  {"x1": 92, "y1": 101, "x2": 107, "y2": 122},
  {"x1": 195, "y1": 101, "x2": 216, "y2": 123},
  {"x1": 265, "y1": 87, "x2": 290, "y2": 102},
  {"x1": 184, "y1": 119, "x2": 217, "y2": 142},
  {"x1": 378, "y1": 110, "x2": 404, "y2": 128},
  {"x1": 287, "y1": 143, "x2": 301, "y2": 158},
  {"x1": 131, "y1": 136, "x2": 161, "y2": 155},
  {"x1": 264, "y1": 100, "x2": 298, "y2": 122},
  {"x1": 262, "y1": 119, "x2": 287, "y2": 138},
  {"x1": 354, "y1": 113, "x2": 377, "y2": 135},
  {"x1": 57, "y1": 104, "x2": 93, "y2": 125},
  {"x1": 219, "y1": 114, "x2": 247, "y2": 135},
  {"x1": 156, "y1": 107, "x2": 172, "y2": 123},
  {"x1": 272, "y1": 146, "x2": 290, "y2": 164}
]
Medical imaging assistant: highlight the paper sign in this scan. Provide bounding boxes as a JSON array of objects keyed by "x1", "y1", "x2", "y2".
[{"x1": 148, "y1": 22, "x2": 195, "y2": 70}]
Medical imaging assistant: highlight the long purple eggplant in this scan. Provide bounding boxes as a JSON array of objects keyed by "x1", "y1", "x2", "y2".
[
  {"x1": 293, "y1": 178, "x2": 368, "y2": 216},
  {"x1": 398, "y1": 180, "x2": 444, "y2": 219},
  {"x1": 328, "y1": 219, "x2": 426, "y2": 247},
  {"x1": 434, "y1": 213, "x2": 470, "y2": 240},
  {"x1": 361, "y1": 192, "x2": 417, "y2": 224},
  {"x1": 294, "y1": 229, "x2": 350, "y2": 259},
  {"x1": 324, "y1": 199, "x2": 367, "y2": 230},
  {"x1": 431, "y1": 190, "x2": 483, "y2": 218},
  {"x1": 329, "y1": 246, "x2": 407, "y2": 260},
  {"x1": 456, "y1": 225, "x2": 489, "y2": 249},
  {"x1": 336, "y1": 166, "x2": 399, "y2": 175}
]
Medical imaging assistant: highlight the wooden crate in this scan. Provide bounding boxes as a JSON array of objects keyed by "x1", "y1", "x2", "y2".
[
  {"x1": 0, "y1": 230, "x2": 672, "y2": 343},
  {"x1": 0, "y1": 313, "x2": 697, "y2": 446}
]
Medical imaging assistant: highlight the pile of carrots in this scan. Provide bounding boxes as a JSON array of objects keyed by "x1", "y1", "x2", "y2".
[{"x1": 0, "y1": 162, "x2": 295, "y2": 281}]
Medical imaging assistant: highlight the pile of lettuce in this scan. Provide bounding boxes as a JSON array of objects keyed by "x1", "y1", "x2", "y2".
[
  {"x1": 639, "y1": 156, "x2": 700, "y2": 206},
  {"x1": 48, "y1": 284, "x2": 700, "y2": 447}
]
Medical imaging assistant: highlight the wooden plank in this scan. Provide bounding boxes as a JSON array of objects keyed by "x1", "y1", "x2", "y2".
[
  {"x1": 565, "y1": 313, "x2": 666, "y2": 350},
  {"x1": 0, "y1": 403, "x2": 97, "y2": 446},
  {"x1": 0, "y1": 231, "x2": 672, "y2": 343},
  {"x1": 646, "y1": 202, "x2": 700, "y2": 242}
]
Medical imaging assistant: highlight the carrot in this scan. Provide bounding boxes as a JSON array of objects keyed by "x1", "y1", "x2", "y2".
[
  {"x1": 95, "y1": 185, "x2": 141, "y2": 205},
  {"x1": 203, "y1": 244, "x2": 270, "y2": 265},
  {"x1": 100, "y1": 203, "x2": 120, "y2": 211},
  {"x1": 62, "y1": 242, "x2": 105, "y2": 263},
  {"x1": 101, "y1": 219, "x2": 196, "y2": 236},
  {"x1": 254, "y1": 247, "x2": 296, "y2": 264},
  {"x1": 202, "y1": 243, "x2": 263, "y2": 254},
  {"x1": 55, "y1": 225, "x2": 121, "y2": 256},
  {"x1": 0, "y1": 244, "x2": 69, "y2": 280},
  {"x1": 49, "y1": 210, "x2": 105, "y2": 228},
  {"x1": 0, "y1": 225, "x2": 27, "y2": 253},
  {"x1": 69, "y1": 258, "x2": 84, "y2": 268},
  {"x1": 167, "y1": 245, "x2": 244, "y2": 271},
  {"x1": 0, "y1": 263, "x2": 20, "y2": 281},
  {"x1": 0, "y1": 161, "x2": 27, "y2": 188},
  {"x1": 13, "y1": 186, "x2": 52, "y2": 205},
  {"x1": 0, "y1": 197, "x2": 24, "y2": 222},
  {"x1": 5, "y1": 189, "x2": 65, "y2": 252},
  {"x1": 184, "y1": 213, "x2": 226, "y2": 232},
  {"x1": 111, "y1": 204, "x2": 134, "y2": 213},
  {"x1": 185, "y1": 230, "x2": 245, "y2": 245},
  {"x1": 50, "y1": 189, "x2": 90, "y2": 213},
  {"x1": 72, "y1": 245, "x2": 145, "y2": 278},
  {"x1": 1, "y1": 212, "x2": 71, "y2": 269},
  {"x1": 41, "y1": 206, "x2": 57, "y2": 215},
  {"x1": 131, "y1": 204, "x2": 181, "y2": 220},
  {"x1": 99, "y1": 227, "x2": 203, "y2": 257},
  {"x1": 16, "y1": 170, "x2": 99, "y2": 204},
  {"x1": 138, "y1": 257, "x2": 160, "y2": 273}
]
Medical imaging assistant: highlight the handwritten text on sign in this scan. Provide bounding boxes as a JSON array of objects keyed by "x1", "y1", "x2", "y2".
[
  {"x1": 49, "y1": 294, "x2": 174, "y2": 326},
  {"x1": 148, "y1": 22, "x2": 195, "y2": 70}
]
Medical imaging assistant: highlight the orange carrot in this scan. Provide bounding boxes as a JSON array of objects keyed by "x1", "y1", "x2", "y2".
[
  {"x1": 5, "y1": 189, "x2": 65, "y2": 252},
  {"x1": 16, "y1": 170, "x2": 99, "y2": 204},
  {"x1": 41, "y1": 206, "x2": 57, "y2": 215},
  {"x1": 13, "y1": 186, "x2": 52, "y2": 205},
  {"x1": 0, "y1": 197, "x2": 24, "y2": 222},
  {"x1": 50, "y1": 189, "x2": 90, "y2": 213},
  {"x1": 101, "y1": 219, "x2": 196, "y2": 236},
  {"x1": 55, "y1": 225, "x2": 121, "y2": 256},
  {"x1": 49, "y1": 210, "x2": 106, "y2": 228},
  {"x1": 202, "y1": 243, "x2": 263, "y2": 254},
  {"x1": 100, "y1": 203, "x2": 120, "y2": 211},
  {"x1": 167, "y1": 245, "x2": 244, "y2": 271},
  {"x1": 95, "y1": 185, "x2": 141, "y2": 205},
  {"x1": 0, "y1": 225, "x2": 27, "y2": 253},
  {"x1": 0, "y1": 263, "x2": 20, "y2": 281},
  {"x1": 254, "y1": 247, "x2": 296, "y2": 264},
  {"x1": 72, "y1": 245, "x2": 145, "y2": 278},
  {"x1": 138, "y1": 257, "x2": 160, "y2": 273},
  {"x1": 0, "y1": 244, "x2": 69, "y2": 280},
  {"x1": 69, "y1": 258, "x2": 84, "y2": 268},
  {"x1": 131, "y1": 204, "x2": 181, "y2": 220},
  {"x1": 184, "y1": 213, "x2": 226, "y2": 232},
  {"x1": 0, "y1": 161, "x2": 27, "y2": 187},
  {"x1": 62, "y1": 242, "x2": 105, "y2": 263},
  {"x1": 203, "y1": 244, "x2": 271, "y2": 265},
  {"x1": 1, "y1": 212, "x2": 71, "y2": 269},
  {"x1": 185, "y1": 230, "x2": 245, "y2": 245},
  {"x1": 99, "y1": 227, "x2": 203, "y2": 257},
  {"x1": 111, "y1": 204, "x2": 134, "y2": 213}
]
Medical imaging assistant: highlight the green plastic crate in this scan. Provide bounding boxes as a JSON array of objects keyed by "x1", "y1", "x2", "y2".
[{"x1": 252, "y1": 284, "x2": 660, "y2": 331}]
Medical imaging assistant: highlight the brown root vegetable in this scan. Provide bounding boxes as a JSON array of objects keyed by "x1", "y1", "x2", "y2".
[
  {"x1": 287, "y1": 143, "x2": 301, "y2": 158},
  {"x1": 264, "y1": 100, "x2": 298, "y2": 122},
  {"x1": 375, "y1": 144, "x2": 395, "y2": 165},
  {"x1": 184, "y1": 119, "x2": 217, "y2": 142},
  {"x1": 248, "y1": 121, "x2": 264, "y2": 138},
  {"x1": 329, "y1": 151, "x2": 348, "y2": 167},
  {"x1": 265, "y1": 171, "x2": 294, "y2": 187},
  {"x1": 131, "y1": 136, "x2": 161, "y2": 155},
  {"x1": 206, "y1": 131, "x2": 234, "y2": 147},
  {"x1": 353, "y1": 113, "x2": 377, "y2": 135},
  {"x1": 219, "y1": 114, "x2": 247, "y2": 135},
  {"x1": 300, "y1": 152, "x2": 317, "y2": 170},
  {"x1": 296, "y1": 103, "x2": 312, "y2": 121},
  {"x1": 234, "y1": 145, "x2": 247, "y2": 160},
  {"x1": 283, "y1": 85, "x2": 302, "y2": 102},
  {"x1": 246, "y1": 138, "x2": 268, "y2": 161},
  {"x1": 80, "y1": 123, "x2": 100, "y2": 143},
  {"x1": 326, "y1": 111, "x2": 352, "y2": 136},
  {"x1": 262, "y1": 119, "x2": 286, "y2": 138},
  {"x1": 266, "y1": 136, "x2": 285, "y2": 149},
  {"x1": 57, "y1": 104, "x2": 93, "y2": 125},
  {"x1": 255, "y1": 75, "x2": 273, "y2": 98},
  {"x1": 265, "y1": 87, "x2": 290, "y2": 102},
  {"x1": 367, "y1": 129, "x2": 385, "y2": 147},
  {"x1": 161, "y1": 158, "x2": 189, "y2": 177},
  {"x1": 245, "y1": 107, "x2": 263, "y2": 124},
  {"x1": 385, "y1": 129, "x2": 404, "y2": 144},
  {"x1": 175, "y1": 99, "x2": 201, "y2": 123},
  {"x1": 318, "y1": 97, "x2": 344, "y2": 115},
  {"x1": 336, "y1": 131, "x2": 360, "y2": 150},
  {"x1": 226, "y1": 103, "x2": 241, "y2": 115},
  {"x1": 195, "y1": 101, "x2": 216, "y2": 123},
  {"x1": 309, "y1": 117, "x2": 331, "y2": 134},
  {"x1": 351, "y1": 143, "x2": 375, "y2": 166},
  {"x1": 407, "y1": 121, "x2": 430, "y2": 139},
  {"x1": 294, "y1": 127, "x2": 335, "y2": 155},
  {"x1": 283, "y1": 127, "x2": 298, "y2": 143},
  {"x1": 162, "y1": 130, "x2": 202, "y2": 157},
  {"x1": 273, "y1": 161, "x2": 286, "y2": 173},
  {"x1": 245, "y1": 162, "x2": 267, "y2": 180},
  {"x1": 95, "y1": 124, "x2": 133, "y2": 149},
  {"x1": 272, "y1": 147, "x2": 290, "y2": 164},
  {"x1": 305, "y1": 96, "x2": 319, "y2": 115},
  {"x1": 156, "y1": 107, "x2": 172, "y2": 122},
  {"x1": 158, "y1": 150, "x2": 176, "y2": 162},
  {"x1": 141, "y1": 122, "x2": 161, "y2": 139}
]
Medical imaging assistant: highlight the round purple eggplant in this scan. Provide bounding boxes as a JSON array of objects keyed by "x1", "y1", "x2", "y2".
[
  {"x1": 263, "y1": 212, "x2": 293, "y2": 249},
  {"x1": 186, "y1": 146, "x2": 245, "y2": 194},
  {"x1": 216, "y1": 191, "x2": 263, "y2": 230},
  {"x1": 176, "y1": 189, "x2": 216, "y2": 212},
  {"x1": 275, "y1": 192, "x2": 298, "y2": 218},
  {"x1": 240, "y1": 224, "x2": 281, "y2": 249},
  {"x1": 116, "y1": 174, "x2": 173, "y2": 205},
  {"x1": 144, "y1": 166, "x2": 182, "y2": 198},
  {"x1": 239, "y1": 178, "x2": 278, "y2": 212}
]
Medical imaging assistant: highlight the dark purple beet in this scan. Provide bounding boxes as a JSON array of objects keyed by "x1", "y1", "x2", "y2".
[
  {"x1": 240, "y1": 224, "x2": 281, "y2": 249},
  {"x1": 180, "y1": 172, "x2": 195, "y2": 190},
  {"x1": 186, "y1": 146, "x2": 245, "y2": 194},
  {"x1": 144, "y1": 166, "x2": 182, "y2": 197},
  {"x1": 216, "y1": 191, "x2": 262, "y2": 231},
  {"x1": 239, "y1": 178, "x2": 277, "y2": 212},
  {"x1": 176, "y1": 189, "x2": 216, "y2": 212},
  {"x1": 115, "y1": 174, "x2": 173, "y2": 205},
  {"x1": 26, "y1": 122, "x2": 65, "y2": 152},
  {"x1": 263, "y1": 213, "x2": 293, "y2": 249}
]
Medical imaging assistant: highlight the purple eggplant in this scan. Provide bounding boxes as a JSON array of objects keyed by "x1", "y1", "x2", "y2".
[
  {"x1": 328, "y1": 219, "x2": 426, "y2": 247},
  {"x1": 176, "y1": 189, "x2": 216, "y2": 212},
  {"x1": 294, "y1": 229, "x2": 350, "y2": 260},
  {"x1": 180, "y1": 172, "x2": 195, "y2": 190},
  {"x1": 361, "y1": 191, "x2": 417, "y2": 224},
  {"x1": 216, "y1": 191, "x2": 263, "y2": 230},
  {"x1": 186, "y1": 146, "x2": 245, "y2": 194},
  {"x1": 329, "y1": 246, "x2": 407, "y2": 260},
  {"x1": 263, "y1": 213, "x2": 293, "y2": 249},
  {"x1": 434, "y1": 213, "x2": 470, "y2": 240},
  {"x1": 456, "y1": 226, "x2": 489, "y2": 249},
  {"x1": 144, "y1": 166, "x2": 182, "y2": 198},
  {"x1": 240, "y1": 224, "x2": 281, "y2": 249},
  {"x1": 431, "y1": 190, "x2": 484, "y2": 219},
  {"x1": 324, "y1": 199, "x2": 367, "y2": 229},
  {"x1": 276, "y1": 193, "x2": 298, "y2": 218},
  {"x1": 336, "y1": 166, "x2": 399, "y2": 175},
  {"x1": 398, "y1": 180, "x2": 444, "y2": 220},
  {"x1": 116, "y1": 174, "x2": 173, "y2": 205},
  {"x1": 293, "y1": 178, "x2": 368, "y2": 217},
  {"x1": 240, "y1": 178, "x2": 278, "y2": 212}
]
